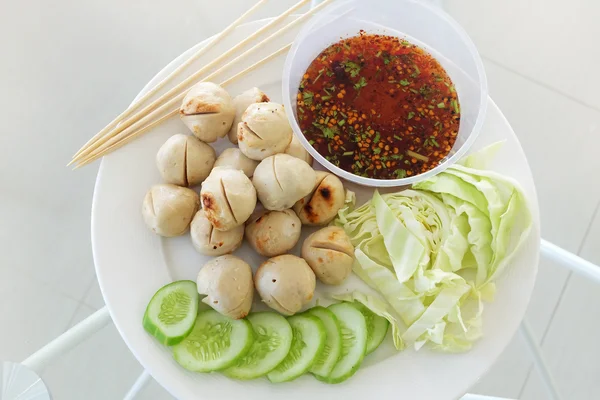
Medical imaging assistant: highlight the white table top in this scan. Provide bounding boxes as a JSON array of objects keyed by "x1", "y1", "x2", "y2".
[{"x1": 1, "y1": 1, "x2": 600, "y2": 399}]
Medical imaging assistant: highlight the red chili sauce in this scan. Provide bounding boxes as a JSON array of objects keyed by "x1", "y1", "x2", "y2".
[{"x1": 296, "y1": 33, "x2": 460, "y2": 179}]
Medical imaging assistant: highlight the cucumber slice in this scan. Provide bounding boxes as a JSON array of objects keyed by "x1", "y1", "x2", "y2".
[
  {"x1": 267, "y1": 314, "x2": 326, "y2": 383},
  {"x1": 324, "y1": 303, "x2": 367, "y2": 384},
  {"x1": 307, "y1": 307, "x2": 342, "y2": 378},
  {"x1": 223, "y1": 312, "x2": 293, "y2": 380},
  {"x1": 173, "y1": 310, "x2": 253, "y2": 372},
  {"x1": 352, "y1": 303, "x2": 389, "y2": 354},
  {"x1": 142, "y1": 280, "x2": 198, "y2": 346}
]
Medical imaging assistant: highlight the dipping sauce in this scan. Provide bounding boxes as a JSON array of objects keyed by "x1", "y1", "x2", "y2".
[{"x1": 296, "y1": 33, "x2": 460, "y2": 179}]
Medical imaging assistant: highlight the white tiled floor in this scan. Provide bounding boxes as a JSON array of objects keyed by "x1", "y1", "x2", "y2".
[
  {"x1": 446, "y1": 0, "x2": 600, "y2": 111},
  {"x1": 1, "y1": 0, "x2": 599, "y2": 399},
  {"x1": 521, "y1": 203, "x2": 600, "y2": 400},
  {"x1": 42, "y1": 305, "x2": 145, "y2": 400},
  {"x1": 0, "y1": 268, "x2": 81, "y2": 363}
]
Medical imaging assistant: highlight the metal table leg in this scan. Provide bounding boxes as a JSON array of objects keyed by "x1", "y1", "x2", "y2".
[
  {"x1": 123, "y1": 370, "x2": 152, "y2": 400},
  {"x1": 22, "y1": 307, "x2": 111, "y2": 374}
]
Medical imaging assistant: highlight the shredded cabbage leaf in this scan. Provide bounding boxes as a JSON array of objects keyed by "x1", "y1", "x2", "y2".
[
  {"x1": 457, "y1": 141, "x2": 505, "y2": 170},
  {"x1": 334, "y1": 142, "x2": 532, "y2": 352},
  {"x1": 353, "y1": 250, "x2": 425, "y2": 325}
]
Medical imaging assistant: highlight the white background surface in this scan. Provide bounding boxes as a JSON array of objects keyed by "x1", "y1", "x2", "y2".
[{"x1": 0, "y1": 0, "x2": 598, "y2": 399}]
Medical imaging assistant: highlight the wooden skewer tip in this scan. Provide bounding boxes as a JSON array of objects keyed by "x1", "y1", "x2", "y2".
[{"x1": 72, "y1": 0, "x2": 326, "y2": 167}]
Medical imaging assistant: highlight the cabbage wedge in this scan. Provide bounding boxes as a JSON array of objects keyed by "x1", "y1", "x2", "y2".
[{"x1": 334, "y1": 142, "x2": 532, "y2": 352}]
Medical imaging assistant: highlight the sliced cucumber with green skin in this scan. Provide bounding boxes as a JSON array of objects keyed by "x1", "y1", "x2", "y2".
[
  {"x1": 323, "y1": 303, "x2": 367, "y2": 384},
  {"x1": 307, "y1": 307, "x2": 342, "y2": 378},
  {"x1": 352, "y1": 303, "x2": 389, "y2": 354},
  {"x1": 223, "y1": 312, "x2": 293, "y2": 380},
  {"x1": 267, "y1": 314, "x2": 326, "y2": 383},
  {"x1": 142, "y1": 280, "x2": 198, "y2": 346},
  {"x1": 173, "y1": 310, "x2": 253, "y2": 372}
]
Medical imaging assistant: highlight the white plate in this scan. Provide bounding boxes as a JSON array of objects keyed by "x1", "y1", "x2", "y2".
[{"x1": 92, "y1": 19, "x2": 540, "y2": 400}]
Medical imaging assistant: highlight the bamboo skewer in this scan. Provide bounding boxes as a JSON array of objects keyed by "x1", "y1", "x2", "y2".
[
  {"x1": 74, "y1": 44, "x2": 292, "y2": 169},
  {"x1": 70, "y1": 0, "x2": 269, "y2": 163},
  {"x1": 70, "y1": 0, "x2": 314, "y2": 165},
  {"x1": 75, "y1": 111, "x2": 178, "y2": 170},
  {"x1": 73, "y1": 3, "x2": 309, "y2": 167},
  {"x1": 220, "y1": 44, "x2": 291, "y2": 87},
  {"x1": 73, "y1": 0, "x2": 335, "y2": 168}
]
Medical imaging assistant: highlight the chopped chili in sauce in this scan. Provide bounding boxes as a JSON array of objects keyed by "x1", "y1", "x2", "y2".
[{"x1": 296, "y1": 32, "x2": 460, "y2": 179}]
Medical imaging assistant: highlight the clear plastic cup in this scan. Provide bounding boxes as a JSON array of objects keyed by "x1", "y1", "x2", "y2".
[{"x1": 282, "y1": 0, "x2": 488, "y2": 187}]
